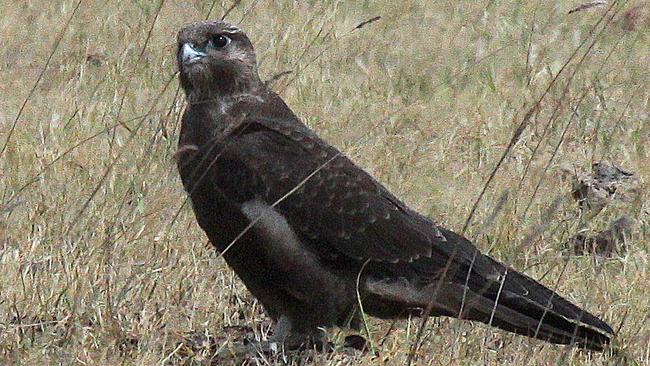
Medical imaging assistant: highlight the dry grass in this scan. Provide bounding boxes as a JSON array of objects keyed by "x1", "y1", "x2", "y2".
[{"x1": 0, "y1": 0, "x2": 649, "y2": 365}]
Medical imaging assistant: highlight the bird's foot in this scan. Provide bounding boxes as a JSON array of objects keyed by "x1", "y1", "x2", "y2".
[
  {"x1": 276, "y1": 332, "x2": 334, "y2": 353},
  {"x1": 214, "y1": 337, "x2": 332, "y2": 363},
  {"x1": 214, "y1": 334, "x2": 370, "y2": 363},
  {"x1": 266, "y1": 315, "x2": 331, "y2": 352},
  {"x1": 215, "y1": 338, "x2": 281, "y2": 360}
]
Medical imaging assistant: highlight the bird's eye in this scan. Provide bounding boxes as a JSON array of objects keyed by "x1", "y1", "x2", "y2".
[{"x1": 209, "y1": 34, "x2": 231, "y2": 49}]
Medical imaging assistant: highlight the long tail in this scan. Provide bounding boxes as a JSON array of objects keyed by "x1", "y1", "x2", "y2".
[
  {"x1": 364, "y1": 228, "x2": 614, "y2": 351},
  {"x1": 435, "y1": 229, "x2": 614, "y2": 351}
]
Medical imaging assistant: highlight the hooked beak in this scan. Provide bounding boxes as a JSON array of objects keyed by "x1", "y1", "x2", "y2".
[{"x1": 181, "y1": 43, "x2": 206, "y2": 65}]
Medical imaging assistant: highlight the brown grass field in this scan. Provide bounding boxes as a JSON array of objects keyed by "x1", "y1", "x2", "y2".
[{"x1": 0, "y1": 0, "x2": 649, "y2": 364}]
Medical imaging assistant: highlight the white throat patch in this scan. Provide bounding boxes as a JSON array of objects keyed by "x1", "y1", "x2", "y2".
[{"x1": 218, "y1": 93, "x2": 265, "y2": 114}]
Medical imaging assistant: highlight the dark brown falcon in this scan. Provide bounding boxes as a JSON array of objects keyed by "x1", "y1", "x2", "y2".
[{"x1": 175, "y1": 20, "x2": 614, "y2": 351}]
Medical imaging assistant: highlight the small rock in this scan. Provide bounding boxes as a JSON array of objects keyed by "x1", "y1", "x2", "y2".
[
  {"x1": 618, "y1": 3, "x2": 649, "y2": 31},
  {"x1": 571, "y1": 161, "x2": 639, "y2": 210},
  {"x1": 86, "y1": 53, "x2": 107, "y2": 66},
  {"x1": 343, "y1": 334, "x2": 368, "y2": 352},
  {"x1": 572, "y1": 216, "x2": 633, "y2": 257}
]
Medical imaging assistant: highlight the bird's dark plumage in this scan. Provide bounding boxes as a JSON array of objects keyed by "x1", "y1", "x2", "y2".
[{"x1": 175, "y1": 20, "x2": 614, "y2": 351}]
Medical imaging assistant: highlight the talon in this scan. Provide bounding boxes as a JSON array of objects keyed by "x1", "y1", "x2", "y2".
[{"x1": 269, "y1": 341, "x2": 278, "y2": 353}]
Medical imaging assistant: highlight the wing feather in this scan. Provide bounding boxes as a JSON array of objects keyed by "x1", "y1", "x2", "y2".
[{"x1": 210, "y1": 117, "x2": 445, "y2": 263}]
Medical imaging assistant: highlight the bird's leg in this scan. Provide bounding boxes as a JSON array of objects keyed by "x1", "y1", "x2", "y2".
[
  {"x1": 269, "y1": 315, "x2": 292, "y2": 347},
  {"x1": 236, "y1": 316, "x2": 294, "y2": 356},
  {"x1": 216, "y1": 315, "x2": 325, "y2": 361},
  {"x1": 213, "y1": 317, "x2": 291, "y2": 360},
  {"x1": 270, "y1": 315, "x2": 334, "y2": 352}
]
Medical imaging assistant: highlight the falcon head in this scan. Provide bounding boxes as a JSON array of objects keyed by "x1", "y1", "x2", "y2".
[{"x1": 177, "y1": 20, "x2": 260, "y2": 100}]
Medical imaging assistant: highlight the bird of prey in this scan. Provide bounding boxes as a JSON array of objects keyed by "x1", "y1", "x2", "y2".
[{"x1": 175, "y1": 20, "x2": 614, "y2": 352}]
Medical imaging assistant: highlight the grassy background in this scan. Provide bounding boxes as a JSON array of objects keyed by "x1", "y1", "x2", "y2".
[{"x1": 1, "y1": 0, "x2": 648, "y2": 364}]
